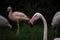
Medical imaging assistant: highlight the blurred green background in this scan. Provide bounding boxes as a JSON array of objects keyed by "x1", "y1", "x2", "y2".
[{"x1": 0, "y1": 0, "x2": 60, "y2": 40}]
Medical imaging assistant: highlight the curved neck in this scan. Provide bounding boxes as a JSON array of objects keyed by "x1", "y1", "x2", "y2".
[
  {"x1": 40, "y1": 15, "x2": 47, "y2": 40},
  {"x1": 8, "y1": 10, "x2": 12, "y2": 19}
]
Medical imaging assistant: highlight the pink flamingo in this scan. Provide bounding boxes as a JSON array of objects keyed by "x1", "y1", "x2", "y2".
[
  {"x1": 7, "y1": 6, "x2": 30, "y2": 35},
  {"x1": 29, "y1": 12, "x2": 47, "y2": 40}
]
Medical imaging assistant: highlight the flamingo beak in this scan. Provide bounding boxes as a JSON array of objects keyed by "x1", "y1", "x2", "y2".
[
  {"x1": 29, "y1": 19, "x2": 34, "y2": 27},
  {"x1": 29, "y1": 22, "x2": 33, "y2": 27},
  {"x1": 29, "y1": 18, "x2": 34, "y2": 25}
]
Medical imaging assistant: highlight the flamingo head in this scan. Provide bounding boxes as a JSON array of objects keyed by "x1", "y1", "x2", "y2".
[
  {"x1": 29, "y1": 12, "x2": 41, "y2": 25},
  {"x1": 7, "y1": 6, "x2": 12, "y2": 12}
]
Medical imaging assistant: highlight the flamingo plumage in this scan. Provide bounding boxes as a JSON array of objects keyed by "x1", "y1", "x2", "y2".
[{"x1": 7, "y1": 6, "x2": 30, "y2": 35}]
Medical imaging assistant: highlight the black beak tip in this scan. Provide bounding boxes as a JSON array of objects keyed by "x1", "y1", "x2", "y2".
[{"x1": 29, "y1": 22, "x2": 33, "y2": 27}]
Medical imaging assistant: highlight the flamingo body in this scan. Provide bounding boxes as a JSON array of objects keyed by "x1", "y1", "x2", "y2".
[
  {"x1": 51, "y1": 11, "x2": 60, "y2": 27},
  {"x1": 8, "y1": 11, "x2": 29, "y2": 21},
  {"x1": 51, "y1": 11, "x2": 60, "y2": 39},
  {"x1": 0, "y1": 15, "x2": 12, "y2": 28}
]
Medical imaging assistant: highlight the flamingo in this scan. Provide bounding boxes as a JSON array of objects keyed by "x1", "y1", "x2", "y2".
[
  {"x1": 51, "y1": 11, "x2": 60, "y2": 40},
  {"x1": 0, "y1": 15, "x2": 12, "y2": 28},
  {"x1": 29, "y1": 12, "x2": 47, "y2": 40},
  {"x1": 7, "y1": 6, "x2": 30, "y2": 35}
]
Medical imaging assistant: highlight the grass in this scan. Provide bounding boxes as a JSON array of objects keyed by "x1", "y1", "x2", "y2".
[{"x1": 0, "y1": 23, "x2": 60, "y2": 40}]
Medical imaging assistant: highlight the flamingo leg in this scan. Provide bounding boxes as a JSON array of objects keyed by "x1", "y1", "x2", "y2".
[{"x1": 16, "y1": 20, "x2": 20, "y2": 35}]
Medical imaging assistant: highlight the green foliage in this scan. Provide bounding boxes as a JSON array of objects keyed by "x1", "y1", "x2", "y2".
[{"x1": 0, "y1": 24, "x2": 60, "y2": 40}]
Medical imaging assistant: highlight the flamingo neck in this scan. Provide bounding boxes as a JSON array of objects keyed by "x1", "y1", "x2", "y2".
[
  {"x1": 8, "y1": 10, "x2": 12, "y2": 19},
  {"x1": 41, "y1": 15, "x2": 47, "y2": 40}
]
